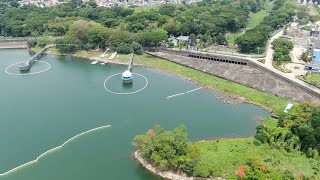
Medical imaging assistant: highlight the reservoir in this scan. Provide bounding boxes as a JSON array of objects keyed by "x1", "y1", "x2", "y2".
[{"x1": 0, "y1": 49, "x2": 269, "y2": 180}]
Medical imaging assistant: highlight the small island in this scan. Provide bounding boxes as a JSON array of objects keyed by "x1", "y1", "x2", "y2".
[{"x1": 133, "y1": 103, "x2": 320, "y2": 179}]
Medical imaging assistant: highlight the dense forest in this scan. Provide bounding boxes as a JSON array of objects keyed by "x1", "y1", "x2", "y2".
[
  {"x1": 0, "y1": 0, "x2": 266, "y2": 53},
  {"x1": 236, "y1": 0, "x2": 295, "y2": 53},
  {"x1": 256, "y1": 103, "x2": 320, "y2": 159}
]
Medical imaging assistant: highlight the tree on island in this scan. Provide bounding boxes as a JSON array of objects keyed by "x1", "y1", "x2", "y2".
[{"x1": 133, "y1": 124, "x2": 199, "y2": 175}]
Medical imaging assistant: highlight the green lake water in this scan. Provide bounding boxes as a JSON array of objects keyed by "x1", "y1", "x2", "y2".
[{"x1": 0, "y1": 49, "x2": 269, "y2": 180}]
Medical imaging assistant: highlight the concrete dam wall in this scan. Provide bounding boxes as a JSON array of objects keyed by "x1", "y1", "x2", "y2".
[
  {"x1": 0, "y1": 39, "x2": 27, "y2": 49},
  {"x1": 146, "y1": 48, "x2": 320, "y2": 103}
]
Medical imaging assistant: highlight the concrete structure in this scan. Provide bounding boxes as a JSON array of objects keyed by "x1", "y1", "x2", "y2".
[
  {"x1": 168, "y1": 36, "x2": 200, "y2": 47},
  {"x1": 122, "y1": 70, "x2": 133, "y2": 83},
  {"x1": 0, "y1": 40, "x2": 27, "y2": 49},
  {"x1": 146, "y1": 48, "x2": 320, "y2": 103},
  {"x1": 305, "y1": 41, "x2": 320, "y2": 71},
  {"x1": 18, "y1": 45, "x2": 51, "y2": 71},
  {"x1": 122, "y1": 53, "x2": 134, "y2": 83}
]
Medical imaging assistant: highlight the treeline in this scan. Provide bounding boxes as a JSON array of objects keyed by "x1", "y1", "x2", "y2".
[
  {"x1": 51, "y1": 20, "x2": 167, "y2": 54},
  {"x1": 236, "y1": 0, "x2": 295, "y2": 53},
  {"x1": 0, "y1": 0, "x2": 264, "y2": 47},
  {"x1": 256, "y1": 103, "x2": 320, "y2": 159}
]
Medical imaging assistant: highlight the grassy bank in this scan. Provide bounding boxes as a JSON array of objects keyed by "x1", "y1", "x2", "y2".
[
  {"x1": 135, "y1": 119, "x2": 319, "y2": 179},
  {"x1": 247, "y1": 10, "x2": 269, "y2": 29},
  {"x1": 226, "y1": 31, "x2": 245, "y2": 44},
  {"x1": 116, "y1": 53, "x2": 291, "y2": 114},
  {"x1": 299, "y1": 73, "x2": 320, "y2": 88},
  {"x1": 41, "y1": 48, "x2": 291, "y2": 114},
  {"x1": 196, "y1": 137, "x2": 320, "y2": 179},
  {"x1": 194, "y1": 117, "x2": 319, "y2": 179}
]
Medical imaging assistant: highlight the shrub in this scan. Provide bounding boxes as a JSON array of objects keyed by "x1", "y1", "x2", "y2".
[{"x1": 133, "y1": 125, "x2": 199, "y2": 175}]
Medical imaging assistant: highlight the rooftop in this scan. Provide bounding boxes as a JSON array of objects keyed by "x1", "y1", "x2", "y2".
[{"x1": 314, "y1": 49, "x2": 320, "y2": 63}]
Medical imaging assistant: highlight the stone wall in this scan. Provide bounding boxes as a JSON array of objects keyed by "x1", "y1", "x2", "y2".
[
  {"x1": 0, "y1": 39, "x2": 27, "y2": 49},
  {"x1": 146, "y1": 49, "x2": 320, "y2": 103}
]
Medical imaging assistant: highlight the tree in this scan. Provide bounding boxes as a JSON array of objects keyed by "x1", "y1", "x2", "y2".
[
  {"x1": 55, "y1": 36, "x2": 78, "y2": 53},
  {"x1": 135, "y1": 29, "x2": 167, "y2": 47},
  {"x1": 272, "y1": 38, "x2": 294, "y2": 51},
  {"x1": 300, "y1": 52, "x2": 311, "y2": 62},
  {"x1": 116, "y1": 42, "x2": 132, "y2": 54},
  {"x1": 257, "y1": 103, "x2": 320, "y2": 156},
  {"x1": 133, "y1": 125, "x2": 199, "y2": 174},
  {"x1": 272, "y1": 38, "x2": 293, "y2": 61},
  {"x1": 189, "y1": 34, "x2": 197, "y2": 46},
  {"x1": 27, "y1": 38, "x2": 37, "y2": 48},
  {"x1": 86, "y1": 0, "x2": 97, "y2": 8},
  {"x1": 131, "y1": 42, "x2": 143, "y2": 55},
  {"x1": 9, "y1": 1, "x2": 19, "y2": 8}
]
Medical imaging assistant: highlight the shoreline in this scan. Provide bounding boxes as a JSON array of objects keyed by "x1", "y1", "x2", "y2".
[
  {"x1": 134, "y1": 151, "x2": 224, "y2": 180},
  {"x1": 33, "y1": 48, "x2": 274, "y2": 114}
]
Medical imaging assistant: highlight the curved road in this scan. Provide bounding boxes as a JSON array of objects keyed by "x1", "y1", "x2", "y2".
[{"x1": 265, "y1": 29, "x2": 284, "y2": 69}]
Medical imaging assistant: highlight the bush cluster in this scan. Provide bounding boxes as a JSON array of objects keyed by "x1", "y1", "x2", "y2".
[
  {"x1": 272, "y1": 38, "x2": 294, "y2": 61},
  {"x1": 256, "y1": 103, "x2": 320, "y2": 159},
  {"x1": 236, "y1": 0, "x2": 295, "y2": 53},
  {"x1": 133, "y1": 125, "x2": 199, "y2": 175}
]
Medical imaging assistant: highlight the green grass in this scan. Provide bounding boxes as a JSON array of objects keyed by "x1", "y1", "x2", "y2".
[
  {"x1": 272, "y1": 61, "x2": 291, "y2": 73},
  {"x1": 300, "y1": 73, "x2": 320, "y2": 88},
  {"x1": 257, "y1": 59, "x2": 265, "y2": 64},
  {"x1": 196, "y1": 138, "x2": 320, "y2": 179},
  {"x1": 226, "y1": 1, "x2": 272, "y2": 44},
  {"x1": 247, "y1": 10, "x2": 269, "y2": 29},
  {"x1": 262, "y1": 117, "x2": 278, "y2": 128},
  {"x1": 73, "y1": 50, "x2": 102, "y2": 58},
  {"x1": 226, "y1": 31, "x2": 245, "y2": 44}
]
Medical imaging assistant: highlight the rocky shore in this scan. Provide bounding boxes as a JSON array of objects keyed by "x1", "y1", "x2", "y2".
[{"x1": 134, "y1": 151, "x2": 225, "y2": 180}]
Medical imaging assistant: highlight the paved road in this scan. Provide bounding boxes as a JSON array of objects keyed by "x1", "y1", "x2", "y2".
[{"x1": 265, "y1": 29, "x2": 284, "y2": 69}]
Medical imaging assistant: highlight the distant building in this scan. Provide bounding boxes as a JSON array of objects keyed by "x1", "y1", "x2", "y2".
[
  {"x1": 168, "y1": 36, "x2": 200, "y2": 46},
  {"x1": 305, "y1": 41, "x2": 320, "y2": 72}
]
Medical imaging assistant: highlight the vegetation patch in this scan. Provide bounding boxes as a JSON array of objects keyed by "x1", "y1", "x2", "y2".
[
  {"x1": 134, "y1": 124, "x2": 319, "y2": 179},
  {"x1": 257, "y1": 59, "x2": 265, "y2": 64},
  {"x1": 300, "y1": 72, "x2": 320, "y2": 88},
  {"x1": 272, "y1": 38, "x2": 294, "y2": 62},
  {"x1": 226, "y1": 31, "x2": 245, "y2": 44},
  {"x1": 236, "y1": 0, "x2": 295, "y2": 53},
  {"x1": 272, "y1": 61, "x2": 291, "y2": 73},
  {"x1": 197, "y1": 137, "x2": 319, "y2": 179},
  {"x1": 256, "y1": 103, "x2": 320, "y2": 159},
  {"x1": 246, "y1": 10, "x2": 269, "y2": 29}
]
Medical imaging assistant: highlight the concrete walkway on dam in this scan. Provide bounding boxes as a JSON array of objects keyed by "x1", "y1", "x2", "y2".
[
  {"x1": 147, "y1": 51, "x2": 320, "y2": 103},
  {"x1": 0, "y1": 40, "x2": 27, "y2": 49}
]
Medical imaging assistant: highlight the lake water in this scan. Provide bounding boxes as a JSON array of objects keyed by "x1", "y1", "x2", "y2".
[{"x1": 0, "y1": 49, "x2": 269, "y2": 180}]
